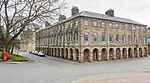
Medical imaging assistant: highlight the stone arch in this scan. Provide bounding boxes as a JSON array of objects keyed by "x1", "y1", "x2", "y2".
[
  {"x1": 144, "y1": 47, "x2": 148, "y2": 57},
  {"x1": 139, "y1": 47, "x2": 142, "y2": 57},
  {"x1": 109, "y1": 48, "x2": 114, "y2": 60},
  {"x1": 128, "y1": 48, "x2": 132, "y2": 58},
  {"x1": 134, "y1": 48, "x2": 138, "y2": 58},
  {"x1": 70, "y1": 48, "x2": 73, "y2": 60},
  {"x1": 75, "y1": 49, "x2": 79, "y2": 61},
  {"x1": 83, "y1": 49, "x2": 90, "y2": 62},
  {"x1": 101, "y1": 48, "x2": 107, "y2": 61},
  {"x1": 66, "y1": 48, "x2": 68, "y2": 59},
  {"x1": 116, "y1": 48, "x2": 121, "y2": 59},
  {"x1": 93, "y1": 48, "x2": 99, "y2": 61},
  {"x1": 122, "y1": 48, "x2": 127, "y2": 59}
]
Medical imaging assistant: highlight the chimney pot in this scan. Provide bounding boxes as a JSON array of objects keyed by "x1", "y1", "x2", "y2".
[
  {"x1": 105, "y1": 9, "x2": 114, "y2": 17},
  {"x1": 59, "y1": 15, "x2": 66, "y2": 22},
  {"x1": 71, "y1": 6, "x2": 79, "y2": 16}
]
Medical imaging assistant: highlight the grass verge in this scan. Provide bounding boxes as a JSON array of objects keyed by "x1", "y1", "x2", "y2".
[{"x1": 0, "y1": 51, "x2": 28, "y2": 61}]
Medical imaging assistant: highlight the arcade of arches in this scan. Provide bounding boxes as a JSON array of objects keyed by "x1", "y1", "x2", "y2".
[{"x1": 37, "y1": 47, "x2": 148, "y2": 62}]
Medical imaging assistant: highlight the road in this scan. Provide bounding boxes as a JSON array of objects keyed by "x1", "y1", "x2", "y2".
[{"x1": 0, "y1": 52, "x2": 150, "y2": 83}]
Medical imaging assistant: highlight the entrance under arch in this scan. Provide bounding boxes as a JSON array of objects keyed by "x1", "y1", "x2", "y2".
[
  {"x1": 144, "y1": 47, "x2": 147, "y2": 57},
  {"x1": 116, "y1": 48, "x2": 121, "y2": 59},
  {"x1": 101, "y1": 48, "x2": 107, "y2": 61},
  {"x1": 58, "y1": 48, "x2": 60, "y2": 57},
  {"x1": 139, "y1": 48, "x2": 142, "y2": 57},
  {"x1": 66, "y1": 48, "x2": 68, "y2": 59},
  {"x1": 109, "y1": 48, "x2": 114, "y2": 60},
  {"x1": 122, "y1": 48, "x2": 127, "y2": 59},
  {"x1": 83, "y1": 49, "x2": 90, "y2": 62},
  {"x1": 61, "y1": 48, "x2": 64, "y2": 58},
  {"x1": 134, "y1": 48, "x2": 138, "y2": 58},
  {"x1": 128, "y1": 48, "x2": 132, "y2": 58},
  {"x1": 75, "y1": 49, "x2": 79, "y2": 61},
  {"x1": 70, "y1": 48, "x2": 73, "y2": 60},
  {"x1": 93, "y1": 48, "x2": 99, "y2": 61}
]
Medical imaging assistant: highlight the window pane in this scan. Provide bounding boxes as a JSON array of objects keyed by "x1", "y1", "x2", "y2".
[
  {"x1": 109, "y1": 34, "x2": 113, "y2": 42},
  {"x1": 102, "y1": 33, "x2": 106, "y2": 41},
  {"x1": 93, "y1": 21, "x2": 98, "y2": 27},
  {"x1": 94, "y1": 33, "x2": 98, "y2": 42},
  {"x1": 84, "y1": 20, "x2": 89, "y2": 26},
  {"x1": 84, "y1": 33, "x2": 89, "y2": 41},
  {"x1": 116, "y1": 34, "x2": 120, "y2": 41}
]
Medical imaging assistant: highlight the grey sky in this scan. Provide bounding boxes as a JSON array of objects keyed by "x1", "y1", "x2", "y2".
[{"x1": 63, "y1": 0, "x2": 150, "y2": 26}]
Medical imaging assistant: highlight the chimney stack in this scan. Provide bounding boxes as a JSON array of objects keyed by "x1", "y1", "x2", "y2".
[
  {"x1": 71, "y1": 6, "x2": 79, "y2": 16},
  {"x1": 59, "y1": 15, "x2": 66, "y2": 22},
  {"x1": 105, "y1": 9, "x2": 114, "y2": 17}
]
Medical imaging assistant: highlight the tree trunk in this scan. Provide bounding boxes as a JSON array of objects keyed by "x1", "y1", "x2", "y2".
[{"x1": 11, "y1": 44, "x2": 14, "y2": 54}]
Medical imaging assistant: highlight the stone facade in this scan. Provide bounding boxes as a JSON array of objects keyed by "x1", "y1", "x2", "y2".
[{"x1": 35, "y1": 7, "x2": 148, "y2": 62}]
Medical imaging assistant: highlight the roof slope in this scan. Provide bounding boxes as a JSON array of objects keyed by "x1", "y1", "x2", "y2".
[
  {"x1": 79, "y1": 11, "x2": 145, "y2": 25},
  {"x1": 58, "y1": 11, "x2": 146, "y2": 26}
]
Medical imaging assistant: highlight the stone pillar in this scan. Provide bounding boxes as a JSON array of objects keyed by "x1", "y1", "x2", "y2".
[
  {"x1": 68, "y1": 49, "x2": 71, "y2": 60},
  {"x1": 120, "y1": 51, "x2": 123, "y2": 59},
  {"x1": 64, "y1": 49, "x2": 66, "y2": 59},
  {"x1": 132, "y1": 50, "x2": 134, "y2": 58},
  {"x1": 79, "y1": 53, "x2": 84, "y2": 63},
  {"x1": 106, "y1": 51, "x2": 109, "y2": 61},
  {"x1": 89, "y1": 52, "x2": 93, "y2": 62},
  {"x1": 98, "y1": 53, "x2": 101, "y2": 61},
  {"x1": 113, "y1": 51, "x2": 117, "y2": 60},
  {"x1": 137, "y1": 50, "x2": 139, "y2": 58},
  {"x1": 73, "y1": 51, "x2": 77, "y2": 61},
  {"x1": 59, "y1": 50, "x2": 62, "y2": 58},
  {"x1": 126, "y1": 51, "x2": 129, "y2": 59}
]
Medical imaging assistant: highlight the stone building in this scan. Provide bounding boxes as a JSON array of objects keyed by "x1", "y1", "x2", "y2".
[
  {"x1": 35, "y1": 7, "x2": 148, "y2": 62},
  {"x1": 20, "y1": 23, "x2": 40, "y2": 52}
]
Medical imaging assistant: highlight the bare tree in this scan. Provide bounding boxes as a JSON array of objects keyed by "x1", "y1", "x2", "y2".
[{"x1": 0, "y1": 0, "x2": 66, "y2": 52}]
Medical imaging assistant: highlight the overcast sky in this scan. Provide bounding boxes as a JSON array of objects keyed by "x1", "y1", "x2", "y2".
[{"x1": 62, "y1": 0, "x2": 150, "y2": 26}]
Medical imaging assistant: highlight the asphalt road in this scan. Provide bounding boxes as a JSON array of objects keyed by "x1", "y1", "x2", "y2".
[{"x1": 0, "y1": 52, "x2": 150, "y2": 83}]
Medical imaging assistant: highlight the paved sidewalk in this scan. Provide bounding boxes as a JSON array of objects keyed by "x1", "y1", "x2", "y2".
[{"x1": 71, "y1": 73, "x2": 150, "y2": 83}]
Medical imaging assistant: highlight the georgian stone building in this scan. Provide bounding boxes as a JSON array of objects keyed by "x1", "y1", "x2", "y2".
[{"x1": 35, "y1": 7, "x2": 148, "y2": 62}]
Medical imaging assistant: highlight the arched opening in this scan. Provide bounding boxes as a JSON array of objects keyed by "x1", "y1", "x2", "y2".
[
  {"x1": 139, "y1": 48, "x2": 142, "y2": 57},
  {"x1": 58, "y1": 48, "x2": 60, "y2": 57},
  {"x1": 128, "y1": 48, "x2": 132, "y2": 58},
  {"x1": 66, "y1": 48, "x2": 68, "y2": 59},
  {"x1": 101, "y1": 48, "x2": 107, "y2": 61},
  {"x1": 122, "y1": 48, "x2": 127, "y2": 59},
  {"x1": 70, "y1": 48, "x2": 73, "y2": 60},
  {"x1": 61, "y1": 48, "x2": 64, "y2": 58},
  {"x1": 134, "y1": 48, "x2": 138, "y2": 58},
  {"x1": 75, "y1": 49, "x2": 79, "y2": 61},
  {"x1": 109, "y1": 48, "x2": 114, "y2": 60},
  {"x1": 52, "y1": 48, "x2": 53, "y2": 56},
  {"x1": 54, "y1": 48, "x2": 57, "y2": 57},
  {"x1": 83, "y1": 49, "x2": 90, "y2": 62},
  {"x1": 144, "y1": 47, "x2": 148, "y2": 57},
  {"x1": 93, "y1": 48, "x2": 99, "y2": 61},
  {"x1": 116, "y1": 48, "x2": 121, "y2": 59}
]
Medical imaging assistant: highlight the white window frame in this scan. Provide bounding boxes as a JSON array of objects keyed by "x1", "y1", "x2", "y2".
[{"x1": 84, "y1": 20, "x2": 89, "y2": 26}]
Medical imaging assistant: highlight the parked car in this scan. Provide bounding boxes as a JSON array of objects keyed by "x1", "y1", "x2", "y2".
[
  {"x1": 38, "y1": 51, "x2": 45, "y2": 57},
  {"x1": 29, "y1": 50, "x2": 32, "y2": 54},
  {"x1": 34, "y1": 51, "x2": 39, "y2": 55}
]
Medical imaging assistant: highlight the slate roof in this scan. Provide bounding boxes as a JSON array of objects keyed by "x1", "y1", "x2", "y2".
[{"x1": 58, "y1": 11, "x2": 146, "y2": 26}]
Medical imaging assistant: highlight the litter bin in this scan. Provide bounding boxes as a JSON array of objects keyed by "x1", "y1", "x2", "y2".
[{"x1": 3, "y1": 52, "x2": 8, "y2": 61}]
